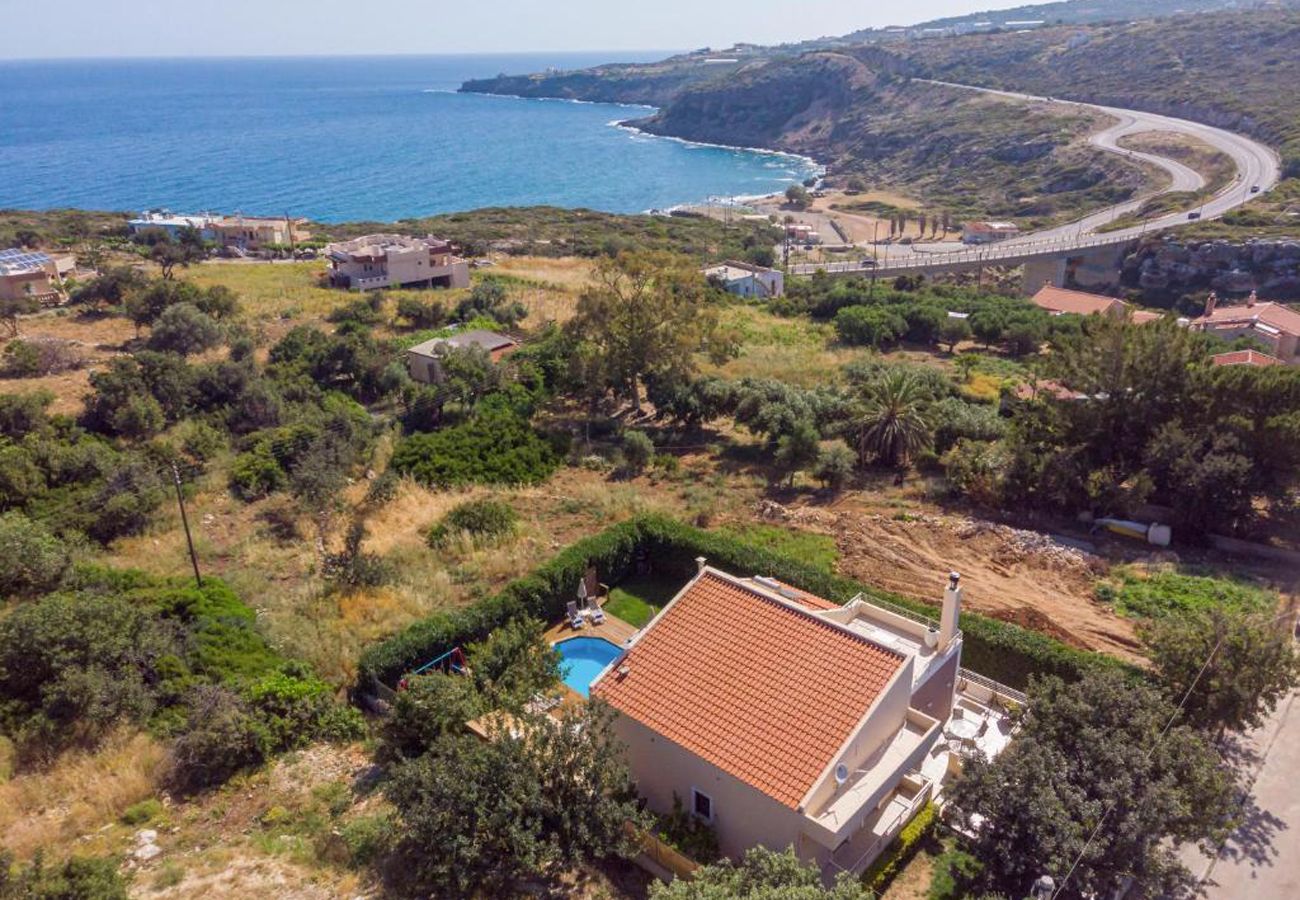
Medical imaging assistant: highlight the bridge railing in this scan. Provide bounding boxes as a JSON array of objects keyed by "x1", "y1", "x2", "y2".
[{"x1": 790, "y1": 231, "x2": 1138, "y2": 276}]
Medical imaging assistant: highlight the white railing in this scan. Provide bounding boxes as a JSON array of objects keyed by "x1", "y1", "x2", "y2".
[
  {"x1": 958, "y1": 667, "x2": 1028, "y2": 706},
  {"x1": 790, "y1": 231, "x2": 1139, "y2": 277},
  {"x1": 824, "y1": 778, "x2": 934, "y2": 879}
]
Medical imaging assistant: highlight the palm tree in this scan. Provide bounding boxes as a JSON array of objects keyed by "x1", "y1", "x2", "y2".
[{"x1": 856, "y1": 371, "x2": 934, "y2": 468}]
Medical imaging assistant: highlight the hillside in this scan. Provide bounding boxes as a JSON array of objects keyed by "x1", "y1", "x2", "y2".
[{"x1": 463, "y1": 6, "x2": 1300, "y2": 230}]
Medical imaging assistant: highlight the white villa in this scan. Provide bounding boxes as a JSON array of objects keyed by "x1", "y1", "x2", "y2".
[
  {"x1": 702, "y1": 260, "x2": 785, "y2": 299},
  {"x1": 589, "y1": 565, "x2": 1020, "y2": 880},
  {"x1": 324, "y1": 234, "x2": 470, "y2": 292}
]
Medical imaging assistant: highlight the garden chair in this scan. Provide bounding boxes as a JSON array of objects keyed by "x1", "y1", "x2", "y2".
[{"x1": 566, "y1": 601, "x2": 585, "y2": 630}]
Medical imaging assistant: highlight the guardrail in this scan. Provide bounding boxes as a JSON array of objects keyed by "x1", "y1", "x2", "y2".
[{"x1": 790, "y1": 231, "x2": 1139, "y2": 277}]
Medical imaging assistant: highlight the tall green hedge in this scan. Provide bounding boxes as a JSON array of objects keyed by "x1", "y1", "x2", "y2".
[{"x1": 357, "y1": 515, "x2": 1124, "y2": 691}]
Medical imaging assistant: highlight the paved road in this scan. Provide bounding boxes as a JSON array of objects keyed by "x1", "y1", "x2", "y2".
[
  {"x1": 791, "y1": 82, "x2": 1281, "y2": 278},
  {"x1": 1187, "y1": 688, "x2": 1300, "y2": 899}
]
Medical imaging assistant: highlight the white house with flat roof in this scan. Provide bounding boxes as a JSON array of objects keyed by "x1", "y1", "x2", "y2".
[
  {"x1": 325, "y1": 234, "x2": 470, "y2": 292},
  {"x1": 703, "y1": 260, "x2": 785, "y2": 299}
]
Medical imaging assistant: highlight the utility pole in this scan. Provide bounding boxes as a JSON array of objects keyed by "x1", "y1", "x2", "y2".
[{"x1": 171, "y1": 462, "x2": 202, "y2": 589}]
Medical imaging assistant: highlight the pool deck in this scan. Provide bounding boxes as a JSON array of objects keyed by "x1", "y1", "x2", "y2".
[{"x1": 544, "y1": 610, "x2": 640, "y2": 648}]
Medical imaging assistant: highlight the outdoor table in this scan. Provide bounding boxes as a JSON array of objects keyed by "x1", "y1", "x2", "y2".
[{"x1": 947, "y1": 719, "x2": 980, "y2": 742}]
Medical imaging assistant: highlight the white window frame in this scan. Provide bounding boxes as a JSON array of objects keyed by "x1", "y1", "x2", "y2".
[{"x1": 691, "y1": 787, "x2": 714, "y2": 823}]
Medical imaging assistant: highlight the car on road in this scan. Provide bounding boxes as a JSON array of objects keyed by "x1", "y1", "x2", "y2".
[
  {"x1": 1251, "y1": 185, "x2": 1261, "y2": 194},
  {"x1": 1188, "y1": 212, "x2": 1202, "y2": 220},
  {"x1": 859, "y1": 259, "x2": 877, "y2": 268}
]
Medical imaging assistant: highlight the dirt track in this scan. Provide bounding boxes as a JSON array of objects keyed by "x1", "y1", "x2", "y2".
[{"x1": 756, "y1": 501, "x2": 1144, "y2": 661}]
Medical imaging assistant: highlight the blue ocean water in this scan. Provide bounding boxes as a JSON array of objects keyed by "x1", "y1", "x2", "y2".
[{"x1": 0, "y1": 54, "x2": 818, "y2": 222}]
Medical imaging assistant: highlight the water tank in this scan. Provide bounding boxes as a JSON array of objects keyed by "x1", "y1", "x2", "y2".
[{"x1": 1147, "y1": 524, "x2": 1172, "y2": 548}]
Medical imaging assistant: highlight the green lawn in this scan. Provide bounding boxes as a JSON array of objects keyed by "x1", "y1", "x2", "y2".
[
  {"x1": 715, "y1": 524, "x2": 840, "y2": 572},
  {"x1": 604, "y1": 574, "x2": 683, "y2": 628},
  {"x1": 1097, "y1": 569, "x2": 1279, "y2": 621}
]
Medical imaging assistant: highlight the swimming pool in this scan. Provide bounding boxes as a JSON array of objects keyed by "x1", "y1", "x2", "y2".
[{"x1": 555, "y1": 637, "x2": 623, "y2": 698}]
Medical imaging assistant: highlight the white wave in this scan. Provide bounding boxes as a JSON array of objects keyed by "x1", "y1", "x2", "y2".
[{"x1": 611, "y1": 120, "x2": 823, "y2": 175}]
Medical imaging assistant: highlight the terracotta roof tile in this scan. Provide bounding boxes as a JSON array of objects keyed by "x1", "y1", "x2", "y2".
[
  {"x1": 1031, "y1": 285, "x2": 1126, "y2": 317},
  {"x1": 591, "y1": 571, "x2": 905, "y2": 809},
  {"x1": 1198, "y1": 301, "x2": 1300, "y2": 338},
  {"x1": 1212, "y1": 349, "x2": 1283, "y2": 367}
]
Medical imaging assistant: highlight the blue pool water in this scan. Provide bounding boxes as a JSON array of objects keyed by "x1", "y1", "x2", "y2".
[
  {"x1": 0, "y1": 54, "x2": 819, "y2": 221},
  {"x1": 557, "y1": 637, "x2": 623, "y2": 698}
]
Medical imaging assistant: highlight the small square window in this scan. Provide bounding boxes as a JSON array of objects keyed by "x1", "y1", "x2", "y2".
[{"x1": 692, "y1": 788, "x2": 713, "y2": 822}]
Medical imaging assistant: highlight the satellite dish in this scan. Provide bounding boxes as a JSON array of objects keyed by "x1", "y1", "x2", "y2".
[{"x1": 834, "y1": 764, "x2": 850, "y2": 785}]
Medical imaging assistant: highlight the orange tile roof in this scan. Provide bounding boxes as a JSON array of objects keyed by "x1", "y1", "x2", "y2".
[
  {"x1": 1197, "y1": 301, "x2": 1300, "y2": 338},
  {"x1": 592, "y1": 570, "x2": 905, "y2": 809},
  {"x1": 1130, "y1": 310, "x2": 1163, "y2": 324},
  {"x1": 1032, "y1": 285, "x2": 1126, "y2": 317},
  {"x1": 1211, "y1": 349, "x2": 1283, "y2": 367},
  {"x1": 761, "y1": 578, "x2": 843, "y2": 611}
]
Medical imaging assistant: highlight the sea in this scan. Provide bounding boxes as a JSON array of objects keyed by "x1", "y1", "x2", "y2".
[{"x1": 0, "y1": 54, "x2": 819, "y2": 223}]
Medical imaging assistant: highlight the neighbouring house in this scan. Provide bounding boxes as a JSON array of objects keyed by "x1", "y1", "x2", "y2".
[
  {"x1": 785, "y1": 223, "x2": 821, "y2": 244},
  {"x1": 128, "y1": 211, "x2": 217, "y2": 241},
  {"x1": 128, "y1": 210, "x2": 310, "y2": 252},
  {"x1": 961, "y1": 221, "x2": 1020, "y2": 244},
  {"x1": 1211, "y1": 348, "x2": 1283, "y2": 368},
  {"x1": 406, "y1": 329, "x2": 519, "y2": 384},
  {"x1": 0, "y1": 248, "x2": 75, "y2": 306},
  {"x1": 703, "y1": 260, "x2": 785, "y2": 299},
  {"x1": 590, "y1": 565, "x2": 1017, "y2": 881},
  {"x1": 324, "y1": 234, "x2": 470, "y2": 292},
  {"x1": 1192, "y1": 291, "x2": 1300, "y2": 365},
  {"x1": 1030, "y1": 285, "x2": 1162, "y2": 323},
  {"x1": 208, "y1": 215, "x2": 310, "y2": 252}
]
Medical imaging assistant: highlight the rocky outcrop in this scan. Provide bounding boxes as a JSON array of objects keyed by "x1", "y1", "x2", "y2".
[{"x1": 1124, "y1": 237, "x2": 1300, "y2": 301}]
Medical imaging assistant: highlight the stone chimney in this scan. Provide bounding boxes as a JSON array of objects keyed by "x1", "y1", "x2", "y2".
[
  {"x1": 1247, "y1": 289, "x2": 1258, "y2": 308},
  {"x1": 1205, "y1": 291, "x2": 1218, "y2": 316},
  {"x1": 695, "y1": 556, "x2": 707, "y2": 574},
  {"x1": 940, "y1": 572, "x2": 963, "y2": 651}
]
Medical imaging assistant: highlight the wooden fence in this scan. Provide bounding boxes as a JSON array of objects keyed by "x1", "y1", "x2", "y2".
[{"x1": 625, "y1": 822, "x2": 699, "y2": 882}]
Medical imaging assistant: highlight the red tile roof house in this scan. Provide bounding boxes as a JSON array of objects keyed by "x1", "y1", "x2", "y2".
[
  {"x1": 1193, "y1": 292, "x2": 1300, "y2": 365},
  {"x1": 1211, "y1": 348, "x2": 1283, "y2": 367},
  {"x1": 1030, "y1": 285, "x2": 1162, "y2": 323},
  {"x1": 589, "y1": 565, "x2": 1013, "y2": 881}
]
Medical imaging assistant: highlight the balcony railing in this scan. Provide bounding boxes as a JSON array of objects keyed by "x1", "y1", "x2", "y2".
[{"x1": 958, "y1": 668, "x2": 1028, "y2": 707}]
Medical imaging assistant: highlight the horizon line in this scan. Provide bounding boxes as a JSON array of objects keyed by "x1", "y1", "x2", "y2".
[{"x1": 0, "y1": 48, "x2": 686, "y2": 64}]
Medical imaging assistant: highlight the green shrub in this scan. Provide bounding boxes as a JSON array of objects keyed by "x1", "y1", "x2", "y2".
[
  {"x1": 230, "y1": 447, "x2": 286, "y2": 501},
  {"x1": 244, "y1": 671, "x2": 366, "y2": 752},
  {"x1": 658, "y1": 793, "x2": 721, "y2": 864},
  {"x1": 621, "y1": 430, "x2": 655, "y2": 472},
  {"x1": 119, "y1": 798, "x2": 163, "y2": 826},
  {"x1": 427, "y1": 498, "x2": 519, "y2": 548},
  {"x1": 862, "y1": 802, "x2": 937, "y2": 894},
  {"x1": 0, "y1": 852, "x2": 129, "y2": 899},
  {"x1": 391, "y1": 398, "x2": 558, "y2": 488},
  {"x1": 0, "y1": 512, "x2": 70, "y2": 599},
  {"x1": 338, "y1": 813, "x2": 396, "y2": 866},
  {"x1": 835, "y1": 305, "x2": 907, "y2": 347}
]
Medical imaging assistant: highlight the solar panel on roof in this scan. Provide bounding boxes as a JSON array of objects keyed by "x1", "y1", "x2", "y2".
[{"x1": 0, "y1": 249, "x2": 52, "y2": 268}]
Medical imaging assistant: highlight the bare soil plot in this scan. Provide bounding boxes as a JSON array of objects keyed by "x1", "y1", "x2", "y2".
[{"x1": 753, "y1": 499, "x2": 1144, "y2": 661}]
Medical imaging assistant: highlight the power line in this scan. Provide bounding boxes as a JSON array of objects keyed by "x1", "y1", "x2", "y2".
[{"x1": 1049, "y1": 606, "x2": 1299, "y2": 899}]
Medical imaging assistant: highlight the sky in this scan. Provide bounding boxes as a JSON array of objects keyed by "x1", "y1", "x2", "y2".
[{"x1": 0, "y1": 0, "x2": 1036, "y2": 60}]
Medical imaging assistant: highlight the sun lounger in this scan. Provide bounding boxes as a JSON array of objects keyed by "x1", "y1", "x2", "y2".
[
  {"x1": 566, "y1": 601, "x2": 584, "y2": 629},
  {"x1": 590, "y1": 604, "x2": 606, "y2": 625}
]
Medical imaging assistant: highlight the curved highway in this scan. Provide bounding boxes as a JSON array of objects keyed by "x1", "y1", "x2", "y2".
[{"x1": 792, "y1": 82, "x2": 1281, "y2": 276}]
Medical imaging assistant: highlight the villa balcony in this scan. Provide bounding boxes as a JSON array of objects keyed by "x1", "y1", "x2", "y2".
[{"x1": 821, "y1": 771, "x2": 935, "y2": 880}]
